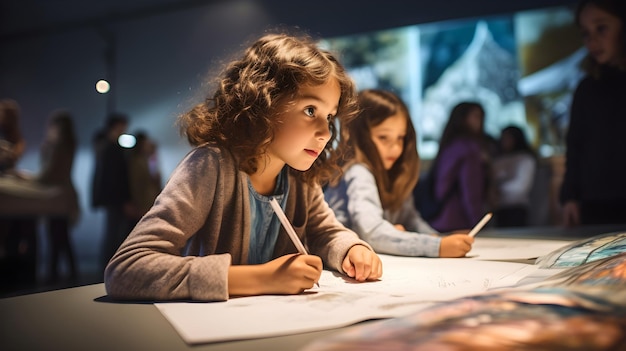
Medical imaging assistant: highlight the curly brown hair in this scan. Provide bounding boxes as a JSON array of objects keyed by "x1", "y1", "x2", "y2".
[
  {"x1": 178, "y1": 32, "x2": 359, "y2": 186},
  {"x1": 338, "y1": 89, "x2": 420, "y2": 211}
]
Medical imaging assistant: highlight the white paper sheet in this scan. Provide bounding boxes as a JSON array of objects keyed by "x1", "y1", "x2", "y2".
[
  {"x1": 466, "y1": 237, "x2": 573, "y2": 261},
  {"x1": 156, "y1": 254, "x2": 543, "y2": 344}
]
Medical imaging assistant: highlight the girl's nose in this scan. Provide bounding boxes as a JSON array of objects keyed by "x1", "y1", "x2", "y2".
[
  {"x1": 316, "y1": 119, "x2": 331, "y2": 142},
  {"x1": 390, "y1": 140, "x2": 403, "y2": 153}
]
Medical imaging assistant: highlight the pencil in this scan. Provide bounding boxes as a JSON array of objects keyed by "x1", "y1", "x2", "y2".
[
  {"x1": 468, "y1": 212, "x2": 493, "y2": 238},
  {"x1": 269, "y1": 197, "x2": 320, "y2": 287}
]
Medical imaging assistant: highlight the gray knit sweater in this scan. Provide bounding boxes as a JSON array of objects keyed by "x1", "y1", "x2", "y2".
[{"x1": 104, "y1": 144, "x2": 371, "y2": 301}]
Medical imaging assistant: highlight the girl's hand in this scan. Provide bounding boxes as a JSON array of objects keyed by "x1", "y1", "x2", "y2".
[
  {"x1": 228, "y1": 254, "x2": 322, "y2": 297},
  {"x1": 439, "y1": 234, "x2": 474, "y2": 257},
  {"x1": 261, "y1": 254, "x2": 322, "y2": 294},
  {"x1": 341, "y1": 245, "x2": 383, "y2": 281}
]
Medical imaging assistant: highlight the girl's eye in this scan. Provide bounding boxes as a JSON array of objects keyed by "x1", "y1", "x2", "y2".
[
  {"x1": 304, "y1": 107, "x2": 315, "y2": 117},
  {"x1": 327, "y1": 114, "x2": 334, "y2": 123}
]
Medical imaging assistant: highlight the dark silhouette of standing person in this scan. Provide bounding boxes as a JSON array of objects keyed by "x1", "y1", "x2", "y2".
[
  {"x1": 0, "y1": 99, "x2": 25, "y2": 174},
  {"x1": 0, "y1": 98, "x2": 37, "y2": 293},
  {"x1": 91, "y1": 113, "x2": 134, "y2": 271},
  {"x1": 560, "y1": 0, "x2": 626, "y2": 226},
  {"x1": 36, "y1": 110, "x2": 80, "y2": 283}
]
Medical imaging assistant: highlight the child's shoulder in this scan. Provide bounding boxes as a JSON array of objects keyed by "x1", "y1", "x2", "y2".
[
  {"x1": 343, "y1": 162, "x2": 375, "y2": 180},
  {"x1": 181, "y1": 143, "x2": 235, "y2": 166},
  {"x1": 188, "y1": 142, "x2": 230, "y2": 156},
  {"x1": 169, "y1": 143, "x2": 240, "y2": 185},
  {"x1": 344, "y1": 162, "x2": 371, "y2": 174}
]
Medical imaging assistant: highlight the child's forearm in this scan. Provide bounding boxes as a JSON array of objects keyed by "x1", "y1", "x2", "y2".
[
  {"x1": 227, "y1": 265, "x2": 265, "y2": 296},
  {"x1": 228, "y1": 254, "x2": 322, "y2": 297}
]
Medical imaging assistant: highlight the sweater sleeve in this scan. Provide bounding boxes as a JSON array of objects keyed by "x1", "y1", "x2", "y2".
[
  {"x1": 340, "y1": 164, "x2": 441, "y2": 257},
  {"x1": 104, "y1": 147, "x2": 232, "y2": 301},
  {"x1": 400, "y1": 195, "x2": 439, "y2": 233}
]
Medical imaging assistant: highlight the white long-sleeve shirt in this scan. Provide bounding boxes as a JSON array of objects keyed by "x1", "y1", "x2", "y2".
[{"x1": 492, "y1": 152, "x2": 536, "y2": 207}]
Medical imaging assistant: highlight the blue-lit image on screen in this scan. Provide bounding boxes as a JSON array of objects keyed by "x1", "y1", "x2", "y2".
[{"x1": 320, "y1": 5, "x2": 582, "y2": 159}]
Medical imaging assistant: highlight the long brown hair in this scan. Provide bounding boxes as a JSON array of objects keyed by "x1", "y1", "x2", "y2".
[
  {"x1": 178, "y1": 32, "x2": 359, "y2": 186},
  {"x1": 437, "y1": 102, "x2": 485, "y2": 151},
  {"x1": 340, "y1": 89, "x2": 419, "y2": 211}
]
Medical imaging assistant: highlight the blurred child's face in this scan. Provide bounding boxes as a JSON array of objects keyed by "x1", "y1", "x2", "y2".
[
  {"x1": 466, "y1": 108, "x2": 484, "y2": 134},
  {"x1": 500, "y1": 131, "x2": 514, "y2": 152},
  {"x1": 369, "y1": 113, "x2": 406, "y2": 170},
  {"x1": 46, "y1": 125, "x2": 60, "y2": 142},
  {"x1": 268, "y1": 79, "x2": 339, "y2": 171},
  {"x1": 579, "y1": 4, "x2": 623, "y2": 66}
]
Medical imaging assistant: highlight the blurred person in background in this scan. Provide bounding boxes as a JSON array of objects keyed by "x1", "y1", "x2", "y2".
[
  {"x1": 427, "y1": 101, "x2": 491, "y2": 232},
  {"x1": 91, "y1": 113, "x2": 135, "y2": 271},
  {"x1": 560, "y1": 0, "x2": 626, "y2": 226},
  {"x1": 36, "y1": 110, "x2": 80, "y2": 283},
  {"x1": 0, "y1": 99, "x2": 36, "y2": 293},
  {"x1": 0, "y1": 99, "x2": 25, "y2": 174},
  {"x1": 128, "y1": 130, "x2": 162, "y2": 225},
  {"x1": 491, "y1": 125, "x2": 537, "y2": 227}
]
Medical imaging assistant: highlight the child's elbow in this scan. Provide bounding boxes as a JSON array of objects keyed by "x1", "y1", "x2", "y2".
[
  {"x1": 103, "y1": 262, "x2": 127, "y2": 299},
  {"x1": 103, "y1": 260, "x2": 141, "y2": 300}
]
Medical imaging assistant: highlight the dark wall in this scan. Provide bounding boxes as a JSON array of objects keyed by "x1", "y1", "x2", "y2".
[{"x1": 260, "y1": 0, "x2": 578, "y2": 37}]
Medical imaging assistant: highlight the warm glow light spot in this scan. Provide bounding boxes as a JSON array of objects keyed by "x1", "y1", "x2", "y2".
[{"x1": 96, "y1": 80, "x2": 110, "y2": 93}]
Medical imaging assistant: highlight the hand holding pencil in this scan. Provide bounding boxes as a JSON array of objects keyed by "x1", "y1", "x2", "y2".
[
  {"x1": 270, "y1": 197, "x2": 382, "y2": 284},
  {"x1": 438, "y1": 213, "x2": 491, "y2": 258},
  {"x1": 439, "y1": 213, "x2": 492, "y2": 258},
  {"x1": 468, "y1": 213, "x2": 492, "y2": 238},
  {"x1": 270, "y1": 198, "x2": 320, "y2": 287}
]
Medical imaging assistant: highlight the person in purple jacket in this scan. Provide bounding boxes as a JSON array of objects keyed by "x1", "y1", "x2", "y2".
[{"x1": 429, "y1": 102, "x2": 491, "y2": 232}]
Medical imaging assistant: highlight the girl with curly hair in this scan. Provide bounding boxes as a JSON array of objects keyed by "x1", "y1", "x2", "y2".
[{"x1": 104, "y1": 32, "x2": 382, "y2": 301}]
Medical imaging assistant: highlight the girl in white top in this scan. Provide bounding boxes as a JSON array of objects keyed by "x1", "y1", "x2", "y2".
[
  {"x1": 492, "y1": 125, "x2": 537, "y2": 227},
  {"x1": 325, "y1": 89, "x2": 473, "y2": 257}
]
